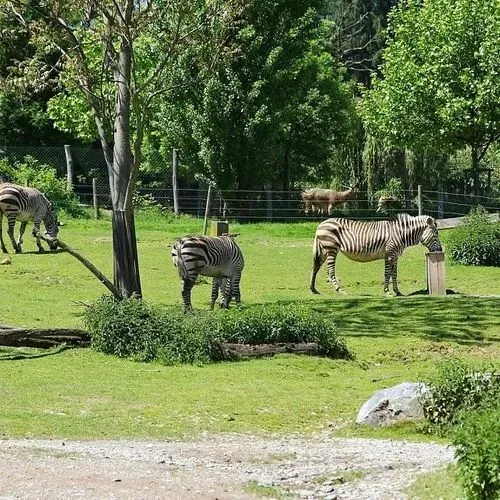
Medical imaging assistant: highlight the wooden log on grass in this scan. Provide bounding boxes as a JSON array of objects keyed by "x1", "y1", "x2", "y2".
[{"x1": 0, "y1": 328, "x2": 90, "y2": 348}]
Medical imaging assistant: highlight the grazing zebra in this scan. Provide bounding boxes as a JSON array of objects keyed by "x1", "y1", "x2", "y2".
[
  {"x1": 310, "y1": 213, "x2": 442, "y2": 296},
  {"x1": 171, "y1": 235, "x2": 244, "y2": 312},
  {"x1": 0, "y1": 183, "x2": 59, "y2": 254}
]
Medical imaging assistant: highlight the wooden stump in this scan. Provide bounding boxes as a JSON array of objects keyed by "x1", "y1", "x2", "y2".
[
  {"x1": 210, "y1": 221, "x2": 229, "y2": 237},
  {"x1": 426, "y1": 251, "x2": 446, "y2": 295}
]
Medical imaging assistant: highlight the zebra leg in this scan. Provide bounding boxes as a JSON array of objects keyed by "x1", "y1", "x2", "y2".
[
  {"x1": 210, "y1": 278, "x2": 221, "y2": 310},
  {"x1": 383, "y1": 258, "x2": 392, "y2": 295},
  {"x1": 17, "y1": 221, "x2": 27, "y2": 248},
  {"x1": 326, "y1": 251, "x2": 344, "y2": 293},
  {"x1": 0, "y1": 212, "x2": 8, "y2": 254},
  {"x1": 181, "y1": 278, "x2": 196, "y2": 312},
  {"x1": 310, "y1": 249, "x2": 327, "y2": 294},
  {"x1": 32, "y1": 220, "x2": 45, "y2": 253},
  {"x1": 219, "y1": 278, "x2": 232, "y2": 309},
  {"x1": 391, "y1": 260, "x2": 403, "y2": 296},
  {"x1": 7, "y1": 215, "x2": 21, "y2": 253},
  {"x1": 232, "y1": 274, "x2": 242, "y2": 306}
]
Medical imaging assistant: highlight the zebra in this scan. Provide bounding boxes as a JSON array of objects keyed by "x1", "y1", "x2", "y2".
[
  {"x1": 310, "y1": 213, "x2": 442, "y2": 296},
  {"x1": 171, "y1": 235, "x2": 244, "y2": 312},
  {"x1": 0, "y1": 183, "x2": 59, "y2": 254}
]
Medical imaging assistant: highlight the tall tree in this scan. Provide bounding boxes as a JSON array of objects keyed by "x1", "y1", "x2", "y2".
[
  {"x1": 155, "y1": 0, "x2": 352, "y2": 191},
  {"x1": 0, "y1": 0, "x2": 219, "y2": 297},
  {"x1": 361, "y1": 0, "x2": 500, "y2": 194}
]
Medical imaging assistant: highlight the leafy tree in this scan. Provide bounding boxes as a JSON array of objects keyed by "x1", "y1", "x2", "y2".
[
  {"x1": 361, "y1": 0, "x2": 500, "y2": 194},
  {"x1": 155, "y1": 0, "x2": 352, "y2": 191},
  {"x1": 0, "y1": 0, "x2": 220, "y2": 297}
]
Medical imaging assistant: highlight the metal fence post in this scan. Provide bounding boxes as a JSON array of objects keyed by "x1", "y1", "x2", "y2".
[
  {"x1": 202, "y1": 184, "x2": 213, "y2": 235},
  {"x1": 172, "y1": 148, "x2": 179, "y2": 214},
  {"x1": 92, "y1": 178, "x2": 99, "y2": 219},
  {"x1": 64, "y1": 145, "x2": 74, "y2": 192},
  {"x1": 437, "y1": 191, "x2": 444, "y2": 219},
  {"x1": 417, "y1": 185, "x2": 422, "y2": 216}
]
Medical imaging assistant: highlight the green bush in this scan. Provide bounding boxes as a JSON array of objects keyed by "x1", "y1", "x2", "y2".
[
  {"x1": 447, "y1": 207, "x2": 500, "y2": 266},
  {"x1": 420, "y1": 361, "x2": 500, "y2": 433},
  {"x1": 83, "y1": 297, "x2": 352, "y2": 365},
  {"x1": 453, "y1": 406, "x2": 500, "y2": 500},
  {"x1": 0, "y1": 155, "x2": 87, "y2": 218}
]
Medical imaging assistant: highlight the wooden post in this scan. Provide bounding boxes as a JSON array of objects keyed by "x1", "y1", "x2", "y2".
[
  {"x1": 172, "y1": 148, "x2": 179, "y2": 215},
  {"x1": 210, "y1": 220, "x2": 229, "y2": 236},
  {"x1": 202, "y1": 184, "x2": 213, "y2": 235},
  {"x1": 92, "y1": 178, "x2": 99, "y2": 219},
  {"x1": 417, "y1": 185, "x2": 422, "y2": 216},
  {"x1": 64, "y1": 145, "x2": 74, "y2": 192},
  {"x1": 426, "y1": 251, "x2": 446, "y2": 295}
]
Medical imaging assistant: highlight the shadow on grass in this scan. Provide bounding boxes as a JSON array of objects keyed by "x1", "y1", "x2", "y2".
[
  {"x1": 0, "y1": 344, "x2": 71, "y2": 361},
  {"x1": 309, "y1": 295, "x2": 500, "y2": 345}
]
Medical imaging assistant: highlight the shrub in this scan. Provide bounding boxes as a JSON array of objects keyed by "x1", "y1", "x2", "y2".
[
  {"x1": 447, "y1": 207, "x2": 500, "y2": 266},
  {"x1": 420, "y1": 361, "x2": 500, "y2": 433},
  {"x1": 453, "y1": 406, "x2": 500, "y2": 500},
  {"x1": 0, "y1": 155, "x2": 86, "y2": 218},
  {"x1": 215, "y1": 302, "x2": 352, "y2": 359},
  {"x1": 83, "y1": 297, "x2": 352, "y2": 365}
]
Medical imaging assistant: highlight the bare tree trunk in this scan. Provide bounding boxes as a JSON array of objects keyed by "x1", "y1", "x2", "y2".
[{"x1": 108, "y1": 21, "x2": 142, "y2": 298}]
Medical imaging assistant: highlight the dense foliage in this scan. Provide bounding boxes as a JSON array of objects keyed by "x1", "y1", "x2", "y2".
[
  {"x1": 453, "y1": 407, "x2": 500, "y2": 500},
  {"x1": 361, "y1": 0, "x2": 500, "y2": 176},
  {"x1": 420, "y1": 361, "x2": 500, "y2": 433},
  {"x1": 447, "y1": 207, "x2": 500, "y2": 266},
  {"x1": 84, "y1": 296, "x2": 352, "y2": 365}
]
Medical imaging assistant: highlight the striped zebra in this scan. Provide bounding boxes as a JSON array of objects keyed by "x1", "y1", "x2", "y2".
[
  {"x1": 0, "y1": 183, "x2": 59, "y2": 254},
  {"x1": 310, "y1": 214, "x2": 442, "y2": 296},
  {"x1": 171, "y1": 235, "x2": 244, "y2": 312}
]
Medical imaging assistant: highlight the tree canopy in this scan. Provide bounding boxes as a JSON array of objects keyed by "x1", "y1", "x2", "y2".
[{"x1": 361, "y1": 0, "x2": 500, "y2": 176}]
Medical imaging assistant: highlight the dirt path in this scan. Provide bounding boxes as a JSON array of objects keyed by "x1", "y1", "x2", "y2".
[{"x1": 0, "y1": 434, "x2": 455, "y2": 499}]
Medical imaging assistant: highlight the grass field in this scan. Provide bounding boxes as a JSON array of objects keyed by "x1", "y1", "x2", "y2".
[{"x1": 0, "y1": 213, "x2": 499, "y2": 442}]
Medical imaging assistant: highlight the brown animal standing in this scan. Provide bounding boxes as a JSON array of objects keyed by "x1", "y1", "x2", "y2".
[{"x1": 301, "y1": 186, "x2": 356, "y2": 215}]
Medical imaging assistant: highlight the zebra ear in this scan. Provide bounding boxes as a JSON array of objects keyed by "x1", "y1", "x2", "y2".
[{"x1": 426, "y1": 217, "x2": 435, "y2": 226}]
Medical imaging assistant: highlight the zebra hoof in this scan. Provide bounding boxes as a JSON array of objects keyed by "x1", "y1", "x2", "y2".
[
  {"x1": 15, "y1": 248, "x2": 22, "y2": 254},
  {"x1": 38, "y1": 248, "x2": 45, "y2": 254}
]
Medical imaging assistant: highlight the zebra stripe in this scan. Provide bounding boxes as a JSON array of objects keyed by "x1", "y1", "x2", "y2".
[
  {"x1": 171, "y1": 235, "x2": 244, "y2": 312},
  {"x1": 0, "y1": 183, "x2": 59, "y2": 254},
  {"x1": 310, "y1": 214, "x2": 442, "y2": 296}
]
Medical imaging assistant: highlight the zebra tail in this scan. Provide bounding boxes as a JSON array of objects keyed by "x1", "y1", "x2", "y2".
[
  {"x1": 174, "y1": 240, "x2": 190, "y2": 281},
  {"x1": 310, "y1": 234, "x2": 323, "y2": 294}
]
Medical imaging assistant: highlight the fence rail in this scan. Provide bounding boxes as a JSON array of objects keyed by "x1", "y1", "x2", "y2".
[
  {"x1": 76, "y1": 183, "x2": 500, "y2": 222},
  {"x1": 2, "y1": 144, "x2": 499, "y2": 222}
]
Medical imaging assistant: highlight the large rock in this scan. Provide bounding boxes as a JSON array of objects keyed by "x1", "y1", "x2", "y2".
[{"x1": 356, "y1": 382, "x2": 429, "y2": 427}]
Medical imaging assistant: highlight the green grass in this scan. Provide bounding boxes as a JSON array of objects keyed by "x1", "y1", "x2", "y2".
[
  {"x1": 405, "y1": 464, "x2": 463, "y2": 499},
  {"x1": 0, "y1": 214, "x2": 498, "y2": 443}
]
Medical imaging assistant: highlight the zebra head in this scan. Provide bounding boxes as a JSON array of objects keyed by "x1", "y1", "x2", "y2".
[
  {"x1": 420, "y1": 217, "x2": 442, "y2": 252},
  {"x1": 44, "y1": 204, "x2": 60, "y2": 250}
]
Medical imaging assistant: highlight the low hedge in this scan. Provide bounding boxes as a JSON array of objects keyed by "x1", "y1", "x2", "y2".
[
  {"x1": 447, "y1": 207, "x2": 500, "y2": 266},
  {"x1": 83, "y1": 296, "x2": 352, "y2": 365}
]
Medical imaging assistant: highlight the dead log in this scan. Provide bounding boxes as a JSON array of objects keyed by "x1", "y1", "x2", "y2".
[
  {"x1": 218, "y1": 342, "x2": 320, "y2": 358},
  {"x1": 0, "y1": 328, "x2": 90, "y2": 348}
]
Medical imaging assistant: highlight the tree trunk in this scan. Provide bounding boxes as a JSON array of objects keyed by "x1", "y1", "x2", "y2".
[
  {"x1": 107, "y1": 24, "x2": 142, "y2": 298},
  {"x1": 112, "y1": 210, "x2": 142, "y2": 298}
]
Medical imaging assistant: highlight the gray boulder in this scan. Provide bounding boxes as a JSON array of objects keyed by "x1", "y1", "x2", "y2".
[{"x1": 356, "y1": 382, "x2": 429, "y2": 427}]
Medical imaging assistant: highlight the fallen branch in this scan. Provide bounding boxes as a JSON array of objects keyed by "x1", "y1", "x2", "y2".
[
  {"x1": 39, "y1": 234, "x2": 122, "y2": 299},
  {"x1": 0, "y1": 328, "x2": 90, "y2": 348}
]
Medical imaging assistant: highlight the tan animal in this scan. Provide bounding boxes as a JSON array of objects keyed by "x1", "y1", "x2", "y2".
[{"x1": 302, "y1": 186, "x2": 356, "y2": 215}]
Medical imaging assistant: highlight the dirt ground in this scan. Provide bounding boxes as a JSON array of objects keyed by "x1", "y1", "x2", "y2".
[{"x1": 0, "y1": 433, "x2": 455, "y2": 499}]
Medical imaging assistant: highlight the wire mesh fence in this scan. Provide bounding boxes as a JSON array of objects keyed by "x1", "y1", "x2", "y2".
[{"x1": 2, "y1": 145, "x2": 499, "y2": 222}]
